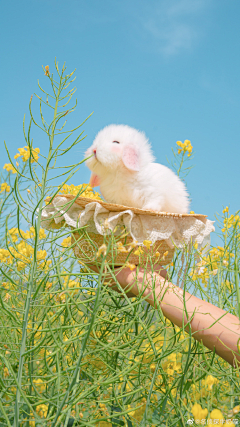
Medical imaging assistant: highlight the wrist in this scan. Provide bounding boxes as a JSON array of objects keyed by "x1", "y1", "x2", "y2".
[{"x1": 133, "y1": 270, "x2": 185, "y2": 307}]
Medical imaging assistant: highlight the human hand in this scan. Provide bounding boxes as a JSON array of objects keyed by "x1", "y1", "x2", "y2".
[{"x1": 87, "y1": 263, "x2": 169, "y2": 299}]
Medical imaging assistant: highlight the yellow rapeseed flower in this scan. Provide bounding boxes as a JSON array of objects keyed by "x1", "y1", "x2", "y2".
[
  {"x1": 208, "y1": 409, "x2": 224, "y2": 425},
  {"x1": 162, "y1": 353, "x2": 182, "y2": 376},
  {"x1": 204, "y1": 374, "x2": 218, "y2": 391},
  {"x1": 44, "y1": 65, "x2": 50, "y2": 76},
  {"x1": 14, "y1": 148, "x2": 26, "y2": 159},
  {"x1": 33, "y1": 378, "x2": 46, "y2": 393},
  {"x1": 17, "y1": 241, "x2": 34, "y2": 258},
  {"x1": 3, "y1": 293, "x2": 11, "y2": 302},
  {"x1": 143, "y1": 240, "x2": 152, "y2": 249},
  {"x1": 96, "y1": 244, "x2": 107, "y2": 258},
  {"x1": 8, "y1": 228, "x2": 19, "y2": 242},
  {"x1": 3, "y1": 163, "x2": 17, "y2": 174},
  {"x1": 37, "y1": 228, "x2": 46, "y2": 239},
  {"x1": 134, "y1": 247, "x2": 144, "y2": 256},
  {"x1": 190, "y1": 244, "x2": 235, "y2": 284},
  {"x1": 191, "y1": 403, "x2": 208, "y2": 423},
  {"x1": 116, "y1": 241, "x2": 128, "y2": 253},
  {"x1": 4, "y1": 367, "x2": 10, "y2": 378},
  {"x1": 59, "y1": 183, "x2": 101, "y2": 200},
  {"x1": 23, "y1": 413, "x2": 35, "y2": 427},
  {"x1": 176, "y1": 140, "x2": 193, "y2": 157},
  {"x1": 0, "y1": 183, "x2": 10, "y2": 193},
  {"x1": 21, "y1": 230, "x2": 31, "y2": 239},
  {"x1": 126, "y1": 240, "x2": 138, "y2": 251},
  {"x1": 20, "y1": 227, "x2": 46, "y2": 240},
  {"x1": 36, "y1": 250, "x2": 47, "y2": 261},
  {"x1": 36, "y1": 404, "x2": 48, "y2": 418},
  {"x1": 0, "y1": 249, "x2": 12, "y2": 264},
  {"x1": 61, "y1": 236, "x2": 72, "y2": 247},
  {"x1": 150, "y1": 363, "x2": 156, "y2": 372},
  {"x1": 222, "y1": 214, "x2": 239, "y2": 233},
  {"x1": 14, "y1": 146, "x2": 40, "y2": 163},
  {"x1": 125, "y1": 262, "x2": 136, "y2": 271},
  {"x1": 223, "y1": 206, "x2": 229, "y2": 213}
]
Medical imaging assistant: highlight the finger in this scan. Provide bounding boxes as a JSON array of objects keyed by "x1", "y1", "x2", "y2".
[{"x1": 84, "y1": 264, "x2": 136, "y2": 297}]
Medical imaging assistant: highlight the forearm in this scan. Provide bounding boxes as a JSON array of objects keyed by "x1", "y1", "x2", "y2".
[
  {"x1": 117, "y1": 267, "x2": 240, "y2": 368},
  {"x1": 159, "y1": 287, "x2": 240, "y2": 367}
]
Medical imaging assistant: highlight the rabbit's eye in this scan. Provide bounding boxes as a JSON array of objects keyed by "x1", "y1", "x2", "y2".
[{"x1": 112, "y1": 140, "x2": 120, "y2": 144}]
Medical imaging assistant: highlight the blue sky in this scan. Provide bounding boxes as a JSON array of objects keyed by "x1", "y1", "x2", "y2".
[{"x1": 1, "y1": 0, "x2": 240, "y2": 245}]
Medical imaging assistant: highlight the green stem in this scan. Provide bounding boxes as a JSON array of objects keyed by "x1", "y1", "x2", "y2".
[
  {"x1": 13, "y1": 70, "x2": 63, "y2": 427},
  {"x1": 50, "y1": 256, "x2": 105, "y2": 427},
  {"x1": 235, "y1": 254, "x2": 240, "y2": 319}
]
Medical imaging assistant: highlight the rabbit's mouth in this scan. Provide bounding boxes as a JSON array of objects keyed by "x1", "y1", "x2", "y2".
[
  {"x1": 90, "y1": 154, "x2": 103, "y2": 170},
  {"x1": 87, "y1": 148, "x2": 104, "y2": 169},
  {"x1": 92, "y1": 149, "x2": 103, "y2": 166}
]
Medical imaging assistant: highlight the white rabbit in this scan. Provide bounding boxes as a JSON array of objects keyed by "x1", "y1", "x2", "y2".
[{"x1": 85, "y1": 124, "x2": 190, "y2": 214}]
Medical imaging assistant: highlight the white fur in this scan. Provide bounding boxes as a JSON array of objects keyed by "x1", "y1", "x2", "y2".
[{"x1": 85, "y1": 124, "x2": 190, "y2": 214}]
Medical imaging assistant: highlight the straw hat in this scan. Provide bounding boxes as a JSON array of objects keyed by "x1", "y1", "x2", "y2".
[{"x1": 47, "y1": 194, "x2": 207, "y2": 266}]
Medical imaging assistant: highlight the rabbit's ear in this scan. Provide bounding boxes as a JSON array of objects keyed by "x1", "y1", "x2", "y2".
[
  {"x1": 122, "y1": 146, "x2": 140, "y2": 171},
  {"x1": 90, "y1": 173, "x2": 100, "y2": 188}
]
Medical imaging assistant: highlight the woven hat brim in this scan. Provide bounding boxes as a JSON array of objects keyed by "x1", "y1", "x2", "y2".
[{"x1": 47, "y1": 194, "x2": 207, "y2": 223}]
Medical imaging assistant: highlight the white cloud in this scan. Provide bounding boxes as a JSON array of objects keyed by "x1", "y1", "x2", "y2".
[
  {"x1": 144, "y1": 19, "x2": 195, "y2": 56},
  {"x1": 167, "y1": 0, "x2": 206, "y2": 17},
  {"x1": 138, "y1": 0, "x2": 210, "y2": 56}
]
